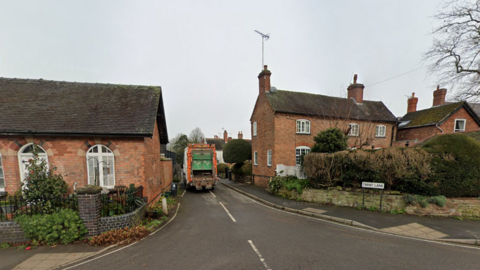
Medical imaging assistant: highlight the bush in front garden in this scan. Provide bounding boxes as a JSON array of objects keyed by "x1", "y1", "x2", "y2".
[{"x1": 15, "y1": 209, "x2": 87, "y2": 245}]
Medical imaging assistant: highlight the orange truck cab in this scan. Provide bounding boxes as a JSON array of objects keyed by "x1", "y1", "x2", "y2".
[{"x1": 182, "y1": 144, "x2": 218, "y2": 190}]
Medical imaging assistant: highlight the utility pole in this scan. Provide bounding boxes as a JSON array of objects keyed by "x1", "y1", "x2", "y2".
[{"x1": 255, "y1": 30, "x2": 270, "y2": 67}]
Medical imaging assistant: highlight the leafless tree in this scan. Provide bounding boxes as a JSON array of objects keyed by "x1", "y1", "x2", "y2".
[
  {"x1": 425, "y1": 0, "x2": 480, "y2": 100},
  {"x1": 188, "y1": 127, "x2": 205, "y2": 144}
]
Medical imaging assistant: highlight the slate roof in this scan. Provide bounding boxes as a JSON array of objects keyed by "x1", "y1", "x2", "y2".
[
  {"x1": 265, "y1": 90, "x2": 396, "y2": 122},
  {"x1": 398, "y1": 101, "x2": 480, "y2": 129},
  {"x1": 206, "y1": 139, "x2": 226, "y2": 150},
  {"x1": 0, "y1": 78, "x2": 166, "y2": 138}
]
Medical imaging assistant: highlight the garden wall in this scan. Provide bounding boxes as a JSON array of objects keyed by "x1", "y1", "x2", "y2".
[
  {"x1": 0, "y1": 221, "x2": 28, "y2": 243},
  {"x1": 277, "y1": 188, "x2": 480, "y2": 218},
  {"x1": 99, "y1": 204, "x2": 146, "y2": 233}
]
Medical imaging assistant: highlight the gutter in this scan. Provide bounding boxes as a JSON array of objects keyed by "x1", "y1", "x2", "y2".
[
  {"x1": 435, "y1": 124, "x2": 444, "y2": 134},
  {"x1": 0, "y1": 131, "x2": 152, "y2": 138}
]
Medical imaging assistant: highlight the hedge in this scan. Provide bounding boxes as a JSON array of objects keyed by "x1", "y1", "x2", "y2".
[{"x1": 303, "y1": 133, "x2": 480, "y2": 197}]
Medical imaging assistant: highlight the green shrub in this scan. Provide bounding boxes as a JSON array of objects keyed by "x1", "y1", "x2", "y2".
[
  {"x1": 428, "y1": 195, "x2": 447, "y2": 207},
  {"x1": 311, "y1": 128, "x2": 348, "y2": 153},
  {"x1": 231, "y1": 162, "x2": 252, "y2": 182},
  {"x1": 217, "y1": 163, "x2": 230, "y2": 177},
  {"x1": 422, "y1": 133, "x2": 480, "y2": 197},
  {"x1": 268, "y1": 175, "x2": 311, "y2": 195},
  {"x1": 21, "y1": 146, "x2": 68, "y2": 214},
  {"x1": 15, "y1": 209, "x2": 87, "y2": 245},
  {"x1": 223, "y1": 139, "x2": 252, "y2": 163}
]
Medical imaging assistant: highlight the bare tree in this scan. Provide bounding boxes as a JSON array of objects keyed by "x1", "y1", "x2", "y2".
[
  {"x1": 425, "y1": 0, "x2": 480, "y2": 100},
  {"x1": 188, "y1": 127, "x2": 205, "y2": 144}
]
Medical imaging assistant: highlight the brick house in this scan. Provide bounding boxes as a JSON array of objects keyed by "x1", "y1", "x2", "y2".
[
  {"x1": 250, "y1": 66, "x2": 397, "y2": 187},
  {"x1": 206, "y1": 130, "x2": 248, "y2": 164},
  {"x1": 396, "y1": 87, "x2": 480, "y2": 146},
  {"x1": 0, "y1": 78, "x2": 172, "y2": 202}
]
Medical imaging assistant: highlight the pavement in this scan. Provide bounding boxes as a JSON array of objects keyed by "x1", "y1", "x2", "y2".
[
  {"x1": 2, "y1": 178, "x2": 479, "y2": 270},
  {"x1": 220, "y1": 179, "x2": 480, "y2": 246},
  {"x1": 0, "y1": 243, "x2": 109, "y2": 270}
]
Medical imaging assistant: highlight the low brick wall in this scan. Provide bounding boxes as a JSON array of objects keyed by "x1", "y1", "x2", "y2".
[
  {"x1": 0, "y1": 221, "x2": 28, "y2": 243},
  {"x1": 277, "y1": 188, "x2": 480, "y2": 218},
  {"x1": 99, "y1": 204, "x2": 147, "y2": 233}
]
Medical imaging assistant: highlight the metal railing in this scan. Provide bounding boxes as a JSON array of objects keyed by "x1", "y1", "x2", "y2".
[
  {"x1": 100, "y1": 186, "x2": 145, "y2": 217},
  {"x1": 0, "y1": 194, "x2": 78, "y2": 221}
]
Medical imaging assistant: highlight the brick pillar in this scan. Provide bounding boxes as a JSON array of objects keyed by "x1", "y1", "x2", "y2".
[{"x1": 77, "y1": 193, "x2": 101, "y2": 237}]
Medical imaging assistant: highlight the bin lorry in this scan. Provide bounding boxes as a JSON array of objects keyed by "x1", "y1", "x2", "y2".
[{"x1": 183, "y1": 144, "x2": 219, "y2": 190}]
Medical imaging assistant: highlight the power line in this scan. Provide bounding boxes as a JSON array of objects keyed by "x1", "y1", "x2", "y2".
[{"x1": 366, "y1": 66, "x2": 427, "y2": 87}]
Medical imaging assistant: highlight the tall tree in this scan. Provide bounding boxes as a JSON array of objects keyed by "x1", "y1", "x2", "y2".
[
  {"x1": 425, "y1": 0, "x2": 480, "y2": 100},
  {"x1": 189, "y1": 127, "x2": 205, "y2": 144},
  {"x1": 172, "y1": 134, "x2": 189, "y2": 164}
]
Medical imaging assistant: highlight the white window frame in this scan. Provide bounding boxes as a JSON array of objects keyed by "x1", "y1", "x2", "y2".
[
  {"x1": 349, "y1": 123, "x2": 359, "y2": 137},
  {"x1": 17, "y1": 143, "x2": 48, "y2": 184},
  {"x1": 254, "y1": 151, "x2": 258, "y2": 165},
  {"x1": 86, "y1": 145, "x2": 116, "y2": 188},
  {"x1": 454, "y1": 119, "x2": 466, "y2": 132},
  {"x1": 267, "y1": 150, "x2": 272, "y2": 167},
  {"x1": 0, "y1": 154, "x2": 5, "y2": 192},
  {"x1": 296, "y1": 119, "x2": 311, "y2": 134},
  {"x1": 253, "y1": 122, "x2": 257, "y2": 137},
  {"x1": 295, "y1": 146, "x2": 311, "y2": 165},
  {"x1": 375, "y1": 125, "x2": 386, "y2": 138}
]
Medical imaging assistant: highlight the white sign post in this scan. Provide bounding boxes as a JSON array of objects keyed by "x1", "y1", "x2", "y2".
[{"x1": 361, "y1": 182, "x2": 385, "y2": 210}]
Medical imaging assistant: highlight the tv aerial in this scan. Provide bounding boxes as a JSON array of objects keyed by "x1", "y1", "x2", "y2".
[{"x1": 255, "y1": 30, "x2": 270, "y2": 67}]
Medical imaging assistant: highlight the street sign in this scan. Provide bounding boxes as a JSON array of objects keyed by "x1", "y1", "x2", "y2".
[{"x1": 361, "y1": 182, "x2": 384, "y2": 189}]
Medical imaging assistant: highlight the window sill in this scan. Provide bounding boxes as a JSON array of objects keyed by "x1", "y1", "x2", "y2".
[
  {"x1": 296, "y1": 133, "x2": 311, "y2": 135},
  {"x1": 375, "y1": 136, "x2": 386, "y2": 138}
]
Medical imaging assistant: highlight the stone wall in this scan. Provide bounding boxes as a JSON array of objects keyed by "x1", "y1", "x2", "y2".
[
  {"x1": 0, "y1": 221, "x2": 28, "y2": 243},
  {"x1": 99, "y1": 204, "x2": 146, "y2": 233},
  {"x1": 278, "y1": 188, "x2": 480, "y2": 218}
]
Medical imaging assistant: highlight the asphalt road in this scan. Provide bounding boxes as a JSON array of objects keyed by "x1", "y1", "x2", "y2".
[{"x1": 67, "y1": 184, "x2": 480, "y2": 270}]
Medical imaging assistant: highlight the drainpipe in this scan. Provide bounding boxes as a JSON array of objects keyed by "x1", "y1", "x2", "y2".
[
  {"x1": 435, "y1": 123, "x2": 444, "y2": 134},
  {"x1": 390, "y1": 119, "x2": 398, "y2": 147},
  {"x1": 73, "y1": 182, "x2": 77, "y2": 192}
]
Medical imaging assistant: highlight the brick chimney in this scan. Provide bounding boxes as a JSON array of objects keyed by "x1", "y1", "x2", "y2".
[
  {"x1": 238, "y1": 131, "x2": 243, "y2": 140},
  {"x1": 347, "y1": 74, "x2": 365, "y2": 103},
  {"x1": 224, "y1": 130, "x2": 228, "y2": 143},
  {"x1": 258, "y1": 65, "x2": 272, "y2": 94},
  {"x1": 407, "y1": 92, "x2": 418, "y2": 113},
  {"x1": 433, "y1": 85, "x2": 447, "y2": 107}
]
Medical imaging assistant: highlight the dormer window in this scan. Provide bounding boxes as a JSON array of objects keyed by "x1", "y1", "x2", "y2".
[
  {"x1": 454, "y1": 119, "x2": 466, "y2": 132},
  {"x1": 296, "y1": 120, "x2": 310, "y2": 134}
]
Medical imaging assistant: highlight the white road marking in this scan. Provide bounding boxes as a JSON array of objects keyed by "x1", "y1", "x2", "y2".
[
  {"x1": 219, "y1": 201, "x2": 236, "y2": 222},
  {"x1": 227, "y1": 186, "x2": 480, "y2": 251},
  {"x1": 181, "y1": 189, "x2": 186, "y2": 197},
  {"x1": 248, "y1": 240, "x2": 272, "y2": 270},
  {"x1": 209, "y1": 190, "x2": 216, "y2": 198},
  {"x1": 64, "y1": 203, "x2": 181, "y2": 269}
]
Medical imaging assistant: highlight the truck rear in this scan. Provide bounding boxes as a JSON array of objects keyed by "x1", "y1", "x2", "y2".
[{"x1": 183, "y1": 144, "x2": 218, "y2": 190}]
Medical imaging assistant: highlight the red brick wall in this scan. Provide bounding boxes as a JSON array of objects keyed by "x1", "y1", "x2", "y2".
[
  {"x1": 143, "y1": 121, "x2": 163, "y2": 201},
  {"x1": 251, "y1": 97, "x2": 395, "y2": 187},
  {"x1": 396, "y1": 107, "x2": 479, "y2": 142},
  {"x1": 0, "y1": 135, "x2": 161, "y2": 200},
  {"x1": 161, "y1": 159, "x2": 173, "y2": 192},
  {"x1": 251, "y1": 93, "x2": 276, "y2": 187}
]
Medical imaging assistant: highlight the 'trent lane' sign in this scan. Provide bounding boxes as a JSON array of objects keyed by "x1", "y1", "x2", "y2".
[{"x1": 361, "y1": 182, "x2": 385, "y2": 189}]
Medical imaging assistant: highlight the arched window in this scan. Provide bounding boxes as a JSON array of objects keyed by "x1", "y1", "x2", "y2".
[
  {"x1": 18, "y1": 144, "x2": 48, "y2": 183},
  {"x1": 296, "y1": 146, "x2": 311, "y2": 165},
  {"x1": 86, "y1": 145, "x2": 115, "y2": 188}
]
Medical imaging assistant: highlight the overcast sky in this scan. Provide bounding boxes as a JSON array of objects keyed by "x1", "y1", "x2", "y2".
[{"x1": 0, "y1": 1, "x2": 445, "y2": 140}]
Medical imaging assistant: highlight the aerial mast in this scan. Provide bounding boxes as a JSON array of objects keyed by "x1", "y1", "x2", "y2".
[{"x1": 255, "y1": 30, "x2": 270, "y2": 67}]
